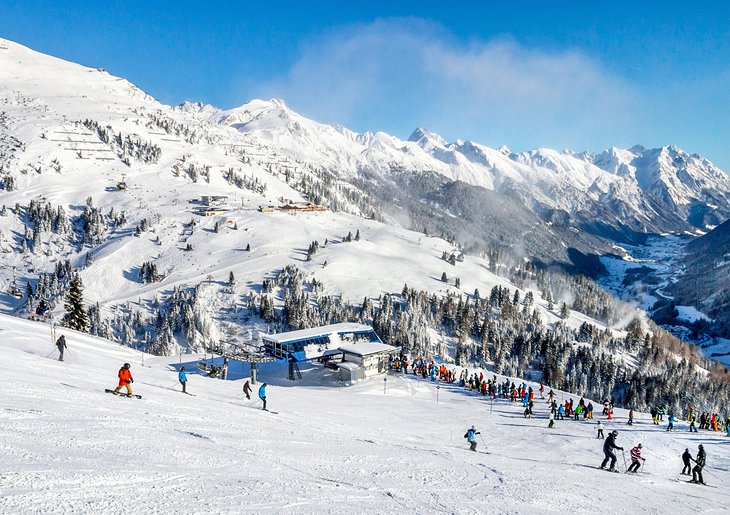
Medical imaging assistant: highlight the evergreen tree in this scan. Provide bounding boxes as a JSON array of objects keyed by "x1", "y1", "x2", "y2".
[
  {"x1": 440, "y1": 272, "x2": 448, "y2": 283},
  {"x1": 560, "y1": 302, "x2": 570, "y2": 319},
  {"x1": 63, "y1": 275, "x2": 89, "y2": 332}
]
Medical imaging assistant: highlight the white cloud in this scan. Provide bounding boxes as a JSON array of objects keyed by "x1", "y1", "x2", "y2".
[{"x1": 244, "y1": 18, "x2": 639, "y2": 151}]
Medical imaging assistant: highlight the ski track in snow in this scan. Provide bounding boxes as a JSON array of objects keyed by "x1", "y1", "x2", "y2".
[{"x1": 1, "y1": 315, "x2": 729, "y2": 513}]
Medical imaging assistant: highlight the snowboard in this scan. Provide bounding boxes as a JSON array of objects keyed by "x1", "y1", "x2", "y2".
[{"x1": 105, "y1": 389, "x2": 142, "y2": 399}]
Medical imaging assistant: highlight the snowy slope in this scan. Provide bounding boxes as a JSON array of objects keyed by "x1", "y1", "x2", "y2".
[{"x1": 1, "y1": 314, "x2": 728, "y2": 513}]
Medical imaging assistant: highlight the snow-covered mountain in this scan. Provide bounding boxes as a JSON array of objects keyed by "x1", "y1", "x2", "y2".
[
  {"x1": 209, "y1": 99, "x2": 730, "y2": 246},
  {"x1": 0, "y1": 37, "x2": 620, "y2": 348},
  {"x1": 1, "y1": 36, "x2": 729, "y2": 377}
]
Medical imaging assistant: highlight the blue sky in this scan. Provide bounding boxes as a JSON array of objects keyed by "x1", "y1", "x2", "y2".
[{"x1": 2, "y1": 1, "x2": 729, "y2": 169}]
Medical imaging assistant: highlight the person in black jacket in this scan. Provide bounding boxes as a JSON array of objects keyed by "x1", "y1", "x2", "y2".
[
  {"x1": 599, "y1": 430, "x2": 623, "y2": 471},
  {"x1": 56, "y1": 335, "x2": 67, "y2": 362},
  {"x1": 681, "y1": 448, "x2": 694, "y2": 475},
  {"x1": 690, "y1": 444, "x2": 706, "y2": 484}
]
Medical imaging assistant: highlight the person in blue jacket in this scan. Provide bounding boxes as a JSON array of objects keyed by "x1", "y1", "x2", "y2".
[
  {"x1": 259, "y1": 382, "x2": 268, "y2": 411},
  {"x1": 666, "y1": 414, "x2": 676, "y2": 432},
  {"x1": 178, "y1": 366, "x2": 188, "y2": 394},
  {"x1": 464, "y1": 425, "x2": 481, "y2": 451}
]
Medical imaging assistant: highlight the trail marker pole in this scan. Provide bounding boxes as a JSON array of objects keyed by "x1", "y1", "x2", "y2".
[
  {"x1": 436, "y1": 385, "x2": 440, "y2": 403},
  {"x1": 383, "y1": 377, "x2": 387, "y2": 395}
]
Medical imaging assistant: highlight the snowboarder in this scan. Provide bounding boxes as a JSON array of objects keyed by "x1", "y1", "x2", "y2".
[
  {"x1": 259, "y1": 382, "x2": 268, "y2": 411},
  {"x1": 243, "y1": 380, "x2": 252, "y2": 400},
  {"x1": 55, "y1": 335, "x2": 67, "y2": 362},
  {"x1": 681, "y1": 448, "x2": 693, "y2": 475},
  {"x1": 627, "y1": 443, "x2": 645, "y2": 473},
  {"x1": 464, "y1": 425, "x2": 481, "y2": 451},
  {"x1": 690, "y1": 444, "x2": 706, "y2": 485},
  {"x1": 599, "y1": 430, "x2": 623, "y2": 471},
  {"x1": 113, "y1": 363, "x2": 134, "y2": 397},
  {"x1": 178, "y1": 366, "x2": 188, "y2": 393},
  {"x1": 596, "y1": 420, "x2": 605, "y2": 439}
]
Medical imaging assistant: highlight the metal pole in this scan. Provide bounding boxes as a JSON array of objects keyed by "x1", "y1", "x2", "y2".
[
  {"x1": 251, "y1": 361, "x2": 258, "y2": 384},
  {"x1": 383, "y1": 377, "x2": 387, "y2": 395},
  {"x1": 436, "y1": 385, "x2": 440, "y2": 403}
]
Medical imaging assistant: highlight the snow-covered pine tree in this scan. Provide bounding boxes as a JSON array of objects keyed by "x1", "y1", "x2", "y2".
[{"x1": 63, "y1": 275, "x2": 89, "y2": 332}]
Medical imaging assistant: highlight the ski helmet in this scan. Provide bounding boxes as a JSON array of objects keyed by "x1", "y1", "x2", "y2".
[
  {"x1": 123, "y1": 363, "x2": 131, "y2": 369},
  {"x1": 611, "y1": 430, "x2": 618, "y2": 436},
  {"x1": 637, "y1": 443, "x2": 642, "y2": 448},
  {"x1": 699, "y1": 444, "x2": 704, "y2": 449},
  {"x1": 471, "y1": 425, "x2": 476, "y2": 430}
]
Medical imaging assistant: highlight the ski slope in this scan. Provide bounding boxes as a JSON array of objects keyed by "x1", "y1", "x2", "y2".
[{"x1": 1, "y1": 314, "x2": 728, "y2": 513}]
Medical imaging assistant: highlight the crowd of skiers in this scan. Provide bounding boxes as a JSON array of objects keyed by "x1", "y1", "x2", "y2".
[{"x1": 396, "y1": 359, "x2": 726, "y2": 486}]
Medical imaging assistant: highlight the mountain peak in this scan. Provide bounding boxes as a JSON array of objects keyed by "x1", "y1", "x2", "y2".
[{"x1": 408, "y1": 128, "x2": 447, "y2": 148}]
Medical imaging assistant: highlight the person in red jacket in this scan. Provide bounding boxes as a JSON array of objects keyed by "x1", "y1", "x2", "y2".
[
  {"x1": 627, "y1": 443, "x2": 645, "y2": 473},
  {"x1": 113, "y1": 363, "x2": 134, "y2": 396}
]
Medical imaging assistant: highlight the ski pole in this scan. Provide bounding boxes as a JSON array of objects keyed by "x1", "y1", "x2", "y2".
[
  {"x1": 480, "y1": 433, "x2": 487, "y2": 449},
  {"x1": 621, "y1": 450, "x2": 628, "y2": 471}
]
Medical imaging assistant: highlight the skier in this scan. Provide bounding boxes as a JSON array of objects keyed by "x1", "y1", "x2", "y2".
[
  {"x1": 258, "y1": 382, "x2": 268, "y2": 411},
  {"x1": 36, "y1": 300, "x2": 49, "y2": 317},
  {"x1": 627, "y1": 409, "x2": 634, "y2": 426},
  {"x1": 681, "y1": 448, "x2": 693, "y2": 476},
  {"x1": 690, "y1": 444, "x2": 706, "y2": 485},
  {"x1": 464, "y1": 425, "x2": 481, "y2": 451},
  {"x1": 666, "y1": 414, "x2": 676, "y2": 432},
  {"x1": 548, "y1": 410, "x2": 555, "y2": 428},
  {"x1": 113, "y1": 363, "x2": 134, "y2": 397},
  {"x1": 627, "y1": 443, "x2": 645, "y2": 473},
  {"x1": 55, "y1": 335, "x2": 67, "y2": 362},
  {"x1": 689, "y1": 415, "x2": 698, "y2": 433},
  {"x1": 243, "y1": 380, "x2": 252, "y2": 400},
  {"x1": 178, "y1": 366, "x2": 188, "y2": 394},
  {"x1": 599, "y1": 430, "x2": 623, "y2": 471},
  {"x1": 596, "y1": 420, "x2": 605, "y2": 439}
]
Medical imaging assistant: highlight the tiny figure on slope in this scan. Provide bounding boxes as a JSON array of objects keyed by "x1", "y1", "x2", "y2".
[
  {"x1": 259, "y1": 382, "x2": 268, "y2": 411},
  {"x1": 681, "y1": 448, "x2": 694, "y2": 476},
  {"x1": 690, "y1": 444, "x2": 706, "y2": 485},
  {"x1": 36, "y1": 300, "x2": 49, "y2": 317},
  {"x1": 666, "y1": 414, "x2": 676, "y2": 432},
  {"x1": 627, "y1": 408, "x2": 634, "y2": 426},
  {"x1": 55, "y1": 334, "x2": 67, "y2": 362},
  {"x1": 243, "y1": 379, "x2": 252, "y2": 400},
  {"x1": 548, "y1": 411, "x2": 555, "y2": 429},
  {"x1": 688, "y1": 415, "x2": 698, "y2": 433},
  {"x1": 596, "y1": 420, "x2": 605, "y2": 439},
  {"x1": 599, "y1": 430, "x2": 623, "y2": 472},
  {"x1": 179, "y1": 366, "x2": 187, "y2": 393},
  {"x1": 464, "y1": 425, "x2": 481, "y2": 452},
  {"x1": 113, "y1": 363, "x2": 134, "y2": 397},
  {"x1": 627, "y1": 443, "x2": 645, "y2": 473}
]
